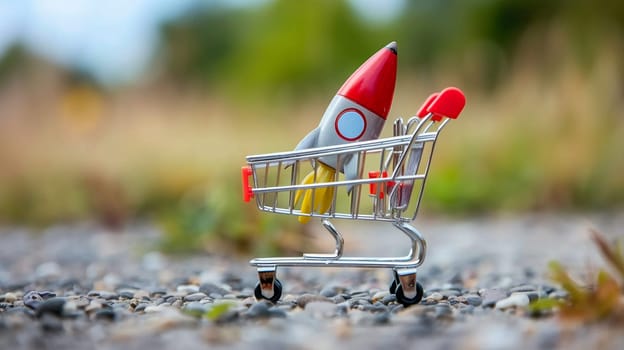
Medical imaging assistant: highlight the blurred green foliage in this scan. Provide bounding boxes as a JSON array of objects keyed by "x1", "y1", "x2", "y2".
[
  {"x1": 158, "y1": 0, "x2": 624, "y2": 97},
  {"x1": 160, "y1": 0, "x2": 387, "y2": 100},
  {"x1": 530, "y1": 230, "x2": 624, "y2": 322},
  {"x1": 156, "y1": 179, "x2": 303, "y2": 256}
]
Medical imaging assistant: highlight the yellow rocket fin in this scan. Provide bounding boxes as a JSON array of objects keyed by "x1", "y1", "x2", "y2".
[{"x1": 296, "y1": 163, "x2": 336, "y2": 224}]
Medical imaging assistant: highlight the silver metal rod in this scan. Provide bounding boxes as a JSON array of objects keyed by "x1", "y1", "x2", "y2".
[
  {"x1": 252, "y1": 174, "x2": 425, "y2": 194},
  {"x1": 250, "y1": 221, "x2": 426, "y2": 269},
  {"x1": 246, "y1": 134, "x2": 438, "y2": 164},
  {"x1": 302, "y1": 219, "x2": 344, "y2": 259}
]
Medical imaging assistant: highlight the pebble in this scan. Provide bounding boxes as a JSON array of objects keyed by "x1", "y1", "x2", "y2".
[
  {"x1": 40, "y1": 313, "x2": 63, "y2": 332},
  {"x1": 133, "y1": 290, "x2": 150, "y2": 300},
  {"x1": 548, "y1": 290, "x2": 569, "y2": 300},
  {"x1": 36, "y1": 297, "x2": 67, "y2": 318},
  {"x1": 355, "y1": 310, "x2": 391, "y2": 326},
  {"x1": 88, "y1": 290, "x2": 118, "y2": 300},
  {"x1": 209, "y1": 292, "x2": 223, "y2": 299},
  {"x1": 117, "y1": 289, "x2": 136, "y2": 299},
  {"x1": 320, "y1": 285, "x2": 344, "y2": 298},
  {"x1": 441, "y1": 289, "x2": 461, "y2": 298},
  {"x1": 480, "y1": 288, "x2": 508, "y2": 308},
  {"x1": 381, "y1": 294, "x2": 397, "y2": 305},
  {"x1": 1, "y1": 292, "x2": 17, "y2": 303},
  {"x1": 85, "y1": 300, "x2": 104, "y2": 313},
  {"x1": 0, "y1": 218, "x2": 597, "y2": 348},
  {"x1": 182, "y1": 302, "x2": 209, "y2": 316},
  {"x1": 522, "y1": 292, "x2": 540, "y2": 303},
  {"x1": 331, "y1": 295, "x2": 346, "y2": 304},
  {"x1": 335, "y1": 302, "x2": 349, "y2": 316},
  {"x1": 372, "y1": 311, "x2": 391, "y2": 325},
  {"x1": 23, "y1": 291, "x2": 56, "y2": 310},
  {"x1": 144, "y1": 305, "x2": 165, "y2": 313},
  {"x1": 245, "y1": 301, "x2": 286, "y2": 319},
  {"x1": 304, "y1": 301, "x2": 339, "y2": 318},
  {"x1": 427, "y1": 292, "x2": 444, "y2": 301},
  {"x1": 99, "y1": 291, "x2": 119, "y2": 300},
  {"x1": 184, "y1": 292, "x2": 208, "y2": 302},
  {"x1": 149, "y1": 287, "x2": 168, "y2": 296},
  {"x1": 199, "y1": 283, "x2": 229, "y2": 296},
  {"x1": 459, "y1": 304, "x2": 475, "y2": 314},
  {"x1": 495, "y1": 293, "x2": 530, "y2": 309},
  {"x1": 94, "y1": 309, "x2": 117, "y2": 321},
  {"x1": 435, "y1": 304, "x2": 453, "y2": 319},
  {"x1": 421, "y1": 298, "x2": 438, "y2": 306},
  {"x1": 69, "y1": 295, "x2": 90, "y2": 309},
  {"x1": 509, "y1": 284, "x2": 536, "y2": 293},
  {"x1": 371, "y1": 291, "x2": 390, "y2": 303},
  {"x1": 177, "y1": 285, "x2": 200, "y2": 294},
  {"x1": 465, "y1": 294, "x2": 482, "y2": 307},
  {"x1": 350, "y1": 291, "x2": 371, "y2": 299},
  {"x1": 134, "y1": 303, "x2": 149, "y2": 312},
  {"x1": 23, "y1": 292, "x2": 44, "y2": 309},
  {"x1": 361, "y1": 304, "x2": 388, "y2": 313},
  {"x1": 296, "y1": 294, "x2": 332, "y2": 308}
]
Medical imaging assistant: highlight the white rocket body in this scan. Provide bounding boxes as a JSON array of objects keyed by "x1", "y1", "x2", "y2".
[
  {"x1": 293, "y1": 42, "x2": 398, "y2": 182},
  {"x1": 294, "y1": 95, "x2": 385, "y2": 179}
]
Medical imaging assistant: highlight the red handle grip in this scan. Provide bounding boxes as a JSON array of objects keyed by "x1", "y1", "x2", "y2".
[
  {"x1": 427, "y1": 87, "x2": 465, "y2": 121},
  {"x1": 241, "y1": 166, "x2": 254, "y2": 202},
  {"x1": 416, "y1": 93, "x2": 439, "y2": 118}
]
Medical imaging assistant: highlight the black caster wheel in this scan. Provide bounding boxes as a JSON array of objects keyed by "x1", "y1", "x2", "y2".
[
  {"x1": 254, "y1": 279, "x2": 283, "y2": 303},
  {"x1": 395, "y1": 282, "x2": 424, "y2": 307},
  {"x1": 389, "y1": 279, "x2": 398, "y2": 294}
]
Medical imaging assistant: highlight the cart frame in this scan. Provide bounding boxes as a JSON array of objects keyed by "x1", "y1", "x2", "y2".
[{"x1": 241, "y1": 87, "x2": 465, "y2": 305}]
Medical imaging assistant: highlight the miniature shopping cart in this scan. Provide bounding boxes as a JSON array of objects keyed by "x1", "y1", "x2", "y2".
[{"x1": 241, "y1": 87, "x2": 465, "y2": 306}]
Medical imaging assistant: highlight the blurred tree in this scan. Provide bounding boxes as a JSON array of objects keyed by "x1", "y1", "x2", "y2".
[
  {"x1": 222, "y1": 0, "x2": 385, "y2": 99},
  {"x1": 0, "y1": 44, "x2": 28, "y2": 83},
  {"x1": 159, "y1": 0, "x2": 388, "y2": 101},
  {"x1": 159, "y1": 6, "x2": 244, "y2": 88},
  {"x1": 395, "y1": 0, "x2": 622, "y2": 89}
]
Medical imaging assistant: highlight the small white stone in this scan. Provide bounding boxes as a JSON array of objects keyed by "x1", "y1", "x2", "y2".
[
  {"x1": 428, "y1": 292, "x2": 443, "y2": 301},
  {"x1": 2, "y1": 292, "x2": 17, "y2": 303},
  {"x1": 176, "y1": 284, "x2": 199, "y2": 294},
  {"x1": 372, "y1": 291, "x2": 389, "y2": 302},
  {"x1": 495, "y1": 293, "x2": 530, "y2": 309},
  {"x1": 62, "y1": 300, "x2": 78, "y2": 315},
  {"x1": 144, "y1": 305, "x2": 163, "y2": 313}
]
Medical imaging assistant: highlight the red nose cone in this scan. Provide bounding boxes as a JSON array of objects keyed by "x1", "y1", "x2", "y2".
[{"x1": 337, "y1": 42, "x2": 397, "y2": 119}]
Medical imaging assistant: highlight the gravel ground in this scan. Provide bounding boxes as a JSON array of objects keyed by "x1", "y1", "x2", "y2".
[{"x1": 1, "y1": 213, "x2": 623, "y2": 350}]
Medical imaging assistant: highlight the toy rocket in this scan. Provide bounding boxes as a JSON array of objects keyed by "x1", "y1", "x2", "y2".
[{"x1": 294, "y1": 42, "x2": 397, "y2": 223}]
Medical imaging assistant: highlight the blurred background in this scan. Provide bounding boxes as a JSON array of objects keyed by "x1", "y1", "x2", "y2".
[{"x1": 0, "y1": 0, "x2": 622, "y2": 255}]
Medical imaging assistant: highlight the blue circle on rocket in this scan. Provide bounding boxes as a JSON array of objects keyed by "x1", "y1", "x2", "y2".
[{"x1": 335, "y1": 109, "x2": 366, "y2": 141}]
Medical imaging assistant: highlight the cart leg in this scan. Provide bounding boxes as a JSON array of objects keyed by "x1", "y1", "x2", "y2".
[
  {"x1": 389, "y1": 269, "x2": 400, "y2": 294},
  {"x1": 393, "y1": 267, "x2": 424, "y2": 306},
  {"x1": 302, "y1": 219, "x2": 344, "y2": 260},
  {"x1": 254, "y1": 265, "x2": 283, "y2": 303}
]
